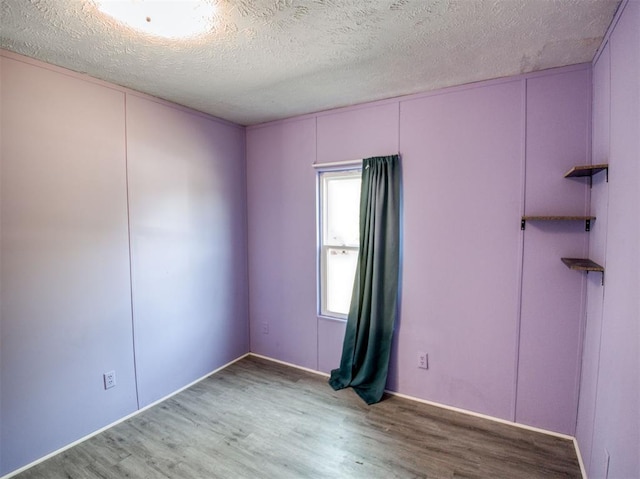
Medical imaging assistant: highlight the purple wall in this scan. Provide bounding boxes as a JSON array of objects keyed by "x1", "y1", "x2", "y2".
[
  {"x1": 576, "y1": 40, "x2": 611, "y2": 476},
  {"x1": 246, "y1": 118, "x2": 318, "y2": 369},
  {"x1": 517, "y1": 70, "x2": 591, "y2": 434},
  {"x1": 1, "y1": 55, "x2": 138, "y2": 475},
  {"x1": 398, "y1": 81, "x2": 523, "y2": 422},
  {"x1": 246, "y1": 65, "x2": 592, "y2": 435},
  {"x1": 126, "y1": 95, "x2": 249, "y2": 407},
  {"x1": 577, "y1": 1, "x2": 640, "y2": 477},
  {"x1": 0, "y1": 53, "x2": 249, "y2": 475}
]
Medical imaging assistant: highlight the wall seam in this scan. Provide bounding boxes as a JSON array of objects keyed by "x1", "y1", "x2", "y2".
[
  {"x1": 242, "y1": 127, "x2": 252, "y2": 355},
  {"x1": 592, "y1": 0, "x2": 629, "y2": 65},
  {"x1": 586, "y1": 40, "x2": 613, "y2": 475},
  {"x1": 513, "y1": 77, "x2": 528, "y2": 423},
  {"x1": 123, "y1": 93, "x2": 141, "y2": 410},
  {"x1": 571, "y1": 66, "x2": 594, "y2": 437}
]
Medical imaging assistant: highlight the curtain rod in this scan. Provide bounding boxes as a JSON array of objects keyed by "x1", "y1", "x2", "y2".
[
  {"x1": 312, "y1": 159, "x2": 362, "y2": 169},
  {"x1": 312, "y1": 154, "x2": 399, "y2": 169}
]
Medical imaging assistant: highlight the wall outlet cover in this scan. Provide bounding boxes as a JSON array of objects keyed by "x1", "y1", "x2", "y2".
[
  {"x1": 104, "y1": 371, "x2": 116, "y2": 390},
  {"x1": 418, "y1": 352, "x2": 428, "y2": 370}
]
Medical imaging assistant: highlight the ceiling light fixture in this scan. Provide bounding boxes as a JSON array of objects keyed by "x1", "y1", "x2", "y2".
[{"x1": 95, "y1": 0, "x2": 216, "y2": 39}]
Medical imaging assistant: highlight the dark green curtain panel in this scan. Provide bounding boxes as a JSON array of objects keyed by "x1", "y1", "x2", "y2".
[{"x1": 329, "y1": 155, "x2": 400, "y2": 405}]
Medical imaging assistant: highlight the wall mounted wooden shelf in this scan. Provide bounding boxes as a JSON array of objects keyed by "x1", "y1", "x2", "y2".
[
  {"x1": 561, "y1": 258, "x2": 605, "y2": 284},
  {"x1": 521, "y1": 164, "x2": 608, "y2": 285},
  {"x1": 564, "y1": 163, "x2": 609, "y2": 185},
  {"x1": 521, "y1": 215, "x2": 596, "y2": 231},
  {"x1": 561, "y1": 257, "x2": 604, "y2": 272}
]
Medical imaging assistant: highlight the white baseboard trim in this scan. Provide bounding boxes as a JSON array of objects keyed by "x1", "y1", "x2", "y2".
[
  {"x1": 573, "y1": 437, "x2": 588, "y2": 479},
  {"x1": 248, "y1": 353, "x2": 330, "y2": 377},
  {"x1": 251, "y1": 352, "x2": 585, "y2": 478},
  {"x1": 1, "y1": 353, "x2": 250, "y2": 479},
  {"x1": 385, "y1": 389, "x2": 575, "y2": 440}
]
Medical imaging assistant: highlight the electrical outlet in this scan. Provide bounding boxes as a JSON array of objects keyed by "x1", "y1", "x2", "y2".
[
  {"x1": 261, "y1": 322, "x2": 269, "y2": 334},
  {"x1": 418, "y1": 352, "x2": 428, "y2": 370},
  {"x1": 103, "y1": 371, "x2": 116, "y2": 390}
]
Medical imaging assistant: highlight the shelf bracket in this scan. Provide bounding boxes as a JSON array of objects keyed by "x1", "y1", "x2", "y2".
[
  {"x1": 589, "y1": 270, "x2": 605, "y2": 286},
  {"x1": 521, "y1": 219, "x2": 526, "y2": 231},
  {"x1": 594, "y1": 168, "x2": 609, "y2": 185},
  {"x1": 585, "y1": 219, "x2": 591, "y2": 232}
]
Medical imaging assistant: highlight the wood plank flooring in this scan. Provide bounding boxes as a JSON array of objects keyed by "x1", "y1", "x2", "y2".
[{"x1": 14, "y1": 356, "x2": 582, "y2": 478}]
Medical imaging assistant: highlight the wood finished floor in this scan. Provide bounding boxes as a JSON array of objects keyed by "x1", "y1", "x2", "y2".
[{"x1": 15, "y1": 356, "x2": 581, "y2": 478}]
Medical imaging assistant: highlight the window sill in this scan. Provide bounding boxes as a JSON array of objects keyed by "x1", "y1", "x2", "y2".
[{"x1": 317, "y1": 314, "x2": 347, "y2": 323}]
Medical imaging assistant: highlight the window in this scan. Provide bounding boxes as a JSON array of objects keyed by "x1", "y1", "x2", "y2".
[{"x1": 318, "y1": 168, "x2": 362, "y2": 319}]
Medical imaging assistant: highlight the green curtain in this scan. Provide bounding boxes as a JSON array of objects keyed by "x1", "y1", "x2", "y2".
[{"x1": 329, "y1": 154, "x2": 401, "y2": 405}]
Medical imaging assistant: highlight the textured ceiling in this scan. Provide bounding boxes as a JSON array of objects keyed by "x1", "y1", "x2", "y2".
[{"x1": 0, "y1": 0, "x2": 620, "y2": 125}]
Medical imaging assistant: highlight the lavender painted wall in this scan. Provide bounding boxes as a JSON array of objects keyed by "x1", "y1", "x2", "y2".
[
  {"x1": 0, "y1": 56, "x2": 137, "y2": 474},
  {"x1": 517, "y1": 70, "x2": 591, "y2": 434},
  {"x1": 0, "y1": 53, "x2": 249, "y2": 475},
  {"x1": 397, "y1": 81, "x2": 523, "y2": 421},
  {"x1": 316, "y1": 103, "x2": 399, "y2": 163},
  {"x1": 126, "y1": 95, "x2": 249, "y2": 408},
  {"x1": 575, "y1": 43, "x2": 611, "y2": 475},
  {"x1": 246, "y1": 118, "x2": 318, "y2": 369},
  {"x1": 577, "y1": 2, "x2": 640, "y2": 477},
  {"x1": 246, "y1": 65, "x2": 592, "y2": 434}
]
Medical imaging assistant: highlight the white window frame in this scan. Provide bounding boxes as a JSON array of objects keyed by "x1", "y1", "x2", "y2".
[{"x1": 317, "y1": 167, "x2": 362, "y2": 320}]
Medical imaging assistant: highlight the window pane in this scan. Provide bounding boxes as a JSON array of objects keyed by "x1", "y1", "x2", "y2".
[
  {"x1": 325, "y1": 247, "x2": 358, "y2": 316},
  {"x1": 326, "y1": 176, "x2": 360, "y2": 246},
  {"x1": 319, "y1": 168, "x2": 361, "y2": 320}
]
